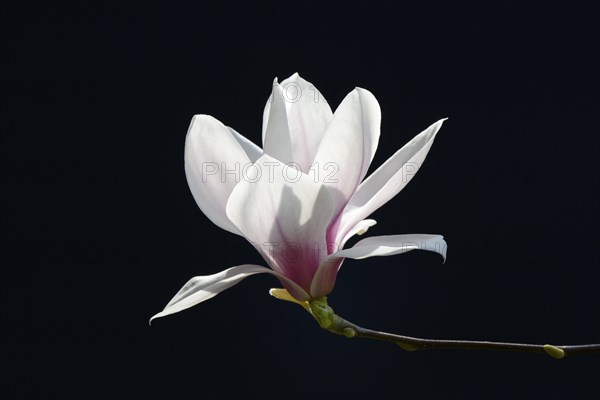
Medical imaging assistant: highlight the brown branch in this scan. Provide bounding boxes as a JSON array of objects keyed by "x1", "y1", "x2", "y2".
[
  {"x1": 328, "y1": 314, "x2": 600, "y2": 359},
  {"x1": 270, "y1": 290, "x2": 600, "y2": 359}
]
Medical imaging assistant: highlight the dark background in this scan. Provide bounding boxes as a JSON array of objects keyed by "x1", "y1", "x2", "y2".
[{"x1": 2, "y1": 1, "x2": 599, "y2": 399}]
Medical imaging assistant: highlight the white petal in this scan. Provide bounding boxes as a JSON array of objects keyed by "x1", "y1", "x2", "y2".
[
  {"x1": 225, "y1": 154, "x2": 335, "y2": 292},
  {"x1": 310, "y1": 233, "x2": 446, "y2": 298},
  {"x1": 262, "y1": 79, "x2": 293, "y2": 163},
  {"x1": 262, "y1": 74, "x2": 333, "y2": 171},
  {"x1": 150, "y1": 264, "x2": 309, "y2": 323},
  {"x1": 228, "y1": 127, "x2": 262, "y2": 162},
  {"x1": 340, "y1": 219, "x2": 377, "y2": 249},
  {"x1": 335, "y1": 119, "x2": 446, "y2": 243},
  {"x1": 312, "y1": 88, "x2": 381, "y2": 218},
  {"x1": 334, "y1": 234, "x2": 447, "y2": 260},
  {"x1": 280, "y1": 73, "x2": 333, "y2": 172},
  {"x1": 185, "y1": 115, "x2": 254, "y2": 235}
]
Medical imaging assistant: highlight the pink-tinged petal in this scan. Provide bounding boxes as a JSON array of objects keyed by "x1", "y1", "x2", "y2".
[
  {"x1": 225, "y1": 154, "x2": 335, "y2": 296},
  {"x1": 310, "y1": 234, "x2": 446, "y2": 298},
  {"x1": 334, "y1": 119, "x2": 446, "y2": 244},
  {"x1": 150, "y1": 264, "x2": 310, "y2": 323},
  {"x1": 262, "y1": 79, "x2": 293, "y2": 163},
  {"x1": 309, "y1": 219, "x2": 375, "y2": 298},
  {"x1": 310, "y1": 256, "x2": 345, "y2": 299},
  {"x1": 185, "y1": 115, "x2": 254, "y2": 235},
  {"x1": 312, "y1": 88, "x2": 381, "y2": 226}
]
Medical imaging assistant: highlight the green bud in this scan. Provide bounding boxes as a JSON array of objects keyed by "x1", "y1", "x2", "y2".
[
  {"x1": 309, "y1": 297, "x2": 336, "y2": 329},
  {"x1": 342, "y1": 327, "x2": 356, "y2": 338},
  {"x1": 543, "y1": 344, "x2": 565, "y2": 359},
  {"x1": 397, "y1": 342, "x2": 419, "y2": 352}
]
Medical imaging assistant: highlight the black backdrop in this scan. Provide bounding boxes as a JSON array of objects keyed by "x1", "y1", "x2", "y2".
[{"x1": 2, "y1": 1, "x2": 599, "y2": 399}]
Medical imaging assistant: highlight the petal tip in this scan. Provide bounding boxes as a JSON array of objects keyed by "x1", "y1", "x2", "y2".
[
  {"x1": 439, "y1": 237, "x2": 448, "y2": 263},
  {"x1": 188, "y1": 114, "x2": 221, "y2": 131},
  {"x1": 148, "y1": 313, "x2": 161, "y2": 326}
]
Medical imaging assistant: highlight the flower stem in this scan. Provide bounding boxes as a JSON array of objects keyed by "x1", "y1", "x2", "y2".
[
  {"x1": 327, "y1": 315, "x2": 600, "y2": 359},
  {"x1": 304, "y1": 298, "x2": 600, "y2": 359}
]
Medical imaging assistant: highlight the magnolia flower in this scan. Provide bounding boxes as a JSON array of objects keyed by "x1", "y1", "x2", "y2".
[{"x1": 151, "y1": 73, "x2": 447, "y2": 322}]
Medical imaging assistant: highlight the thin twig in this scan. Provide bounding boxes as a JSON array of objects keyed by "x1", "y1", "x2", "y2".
[
  {"x1": 329, "y1": 314, "x2": 600, "y2": 359},
  {"x1": 269, "y1": 290, "x2": 600, "y2": 359}
]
